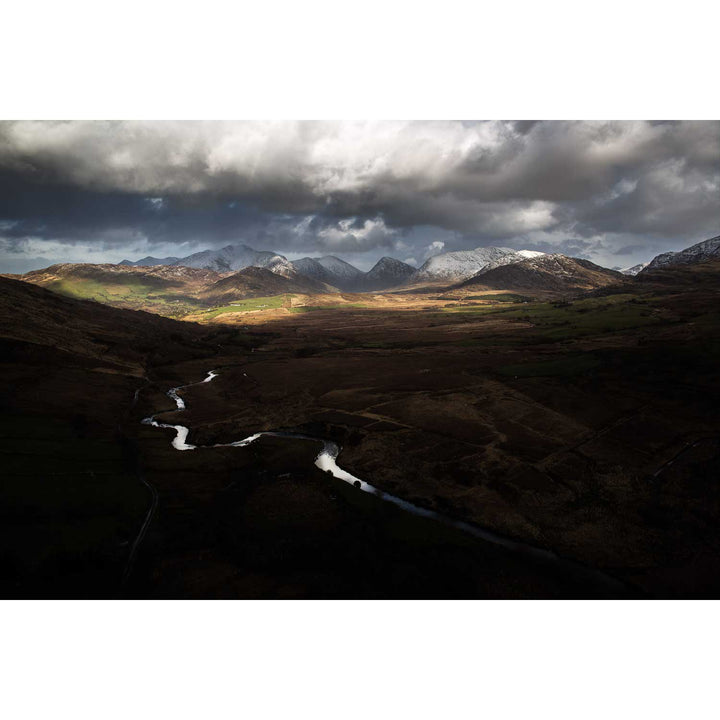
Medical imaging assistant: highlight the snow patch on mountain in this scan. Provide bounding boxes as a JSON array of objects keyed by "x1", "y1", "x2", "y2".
[
  {"x1": 413, "y1": 246, "x2": 546, "y2": 281},
  {"x1": 620, "y1": 262, "x2": 649, "y2": 276},
  {"x1": 169, "y1": 244, "x2": 294, "y2": 275},
  {"x1": 643, "y1": 235, "x2": 720, "y2": 272},
  {"x1": 315, "y1": 255, "x2": 364, "y2": 279}
]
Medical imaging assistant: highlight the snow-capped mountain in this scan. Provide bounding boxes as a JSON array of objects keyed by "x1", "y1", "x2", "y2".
[
  {"x1": 620, "y1": 262, "x2": 649, "y2": 276},
  {"x1": 460, "y1": 253, "x2": 624, "y2": 293},
  {"x1": 643, "y1": 235, "x2": 720, "y2": 273},
  {"x1": 290, "y1": 255, "x2": 364, "y2": 290},
  {"x1": 315, "y1": 255, "x2": 364, "y2": 281},
  {"x1": 121, "y1": 243, "x2": 298, "y2": 276},
  {"x1": 362, "y1": 257, "x2": 415, "y2": 290},
  {"x1": 118, "y1": 243, "x2": 554, "y2": 290},
  {"x1": 170, "y1": 244, "x2": 295, "y2": 275},
  {"x1": 412, "y1": 247, "x2": 545, "y2": 282},
  {"x1": 290, "y1": 257, "x2": 334, "y2": 283}
]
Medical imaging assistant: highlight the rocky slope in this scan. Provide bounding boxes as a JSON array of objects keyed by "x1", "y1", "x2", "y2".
[
  {"x1": 199, "y1": 266, "x2": 337, "y2": 303},
  {"x1": 122, "y1": 243, "x2": 295, "y2": 276},
  {"x1": 458, "y1": 254, "x2": 625, "y2": 294},
  {"x1": 22, "y1": 262, "x2": 222, "y2": 288},
  {"x1": 361, "y1": 257, "x2": 415, "y2": 291},
  {"x1": 643, "y1": 235, "x2": 720, "y2": 273},
  {"x1": 290, "y1": 255, "x2": 365, "y2": 290},
  {"x1": 173, "y1": 244, "x2": 295, "y2": 275},
  {"x1": 621, "y1": 263, "x2": 649, "y2": 276},
  {"x1": 412, "y1": 246, "x2": 544, "y2": 282}
]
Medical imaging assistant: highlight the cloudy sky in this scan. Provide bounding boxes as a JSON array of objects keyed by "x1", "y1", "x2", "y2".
[{"x1": 0, "y1": 120, "x2": 717, "y2": 273}]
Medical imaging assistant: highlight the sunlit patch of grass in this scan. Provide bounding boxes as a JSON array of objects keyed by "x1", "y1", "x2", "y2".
[
  {"x1": 48, "y1": 277, "x2": 162, "y2": 301},
  {"x1": 202, "y1": 295, "x2": 288, "y2": 319},
  {"x1": 45, "y1": 278, "x2": 202, "y2": 317}
]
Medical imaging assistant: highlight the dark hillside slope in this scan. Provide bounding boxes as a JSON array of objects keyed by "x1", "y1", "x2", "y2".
[
  {"x1": 0, "y1": 276, "x2": 244, "y2": 598},
  {"x1": 199, "y1": 266, "x2": 336, "y2": 304},
  {"x1": 458, "y1": 254, "x2": 625, "y2": 295}
]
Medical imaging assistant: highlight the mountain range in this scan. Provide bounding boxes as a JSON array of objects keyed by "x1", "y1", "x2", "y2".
[
  {"x1": 120, "y1": 242, "x2": 549, "y2": 291},
  {"x1": 120, "y1": 235, "x2": 720, "y2": 285},
  {"x1": 13, "y1": 235, "x2": 719, "y2": 314},
  {"x1": 122, "y1": 244, "x2": 415, "y2": 291}
]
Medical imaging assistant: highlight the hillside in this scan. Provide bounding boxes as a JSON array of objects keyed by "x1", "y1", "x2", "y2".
[
  {"x1": 0, "y1": 275, "x2": 210, "y2": 370},
  {"x1": 0, "y1": 274, "x2": 253, "y2": 597},
  {"x1": 457, "y1": 254, "x2": 625, "y2": 295},
  {"x1": 199, "y1": 266, "x2": 336, "y2": 303},
  {"x1": 361, "y1": 257, "x2": 416, "y2": 290},
  {"x1": 412, "y1": 246, "x2": 543, "y2": 282},
  {"x1": 172, "y1": 243, "x2": 295, "y2": 275},
  {"x1": 123, "y1": 243, "x2": 295, "y2": 276},
  {"x1": 636, "y1": 257, "x2": 720, "y2": 290},
  {"x1": 642, "y1": 235, "x2": 720, "y2": 273},
  {"x1": 291, "y1": 255, "x2": 364, "y2": 290},
  {"x1": 290, "y1": 257, "x2": 336, "y2": 285},
  {"x1": 18, "y1": 263, "x2": 223, "y2": 317},
  {"x1": 621, "y1": 263, "x2": 649, "y2": 276}
]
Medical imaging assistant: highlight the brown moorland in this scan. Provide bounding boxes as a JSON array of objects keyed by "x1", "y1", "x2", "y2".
[{"x1": 2, "y1": 262, "x2": 720, "y2": 598}]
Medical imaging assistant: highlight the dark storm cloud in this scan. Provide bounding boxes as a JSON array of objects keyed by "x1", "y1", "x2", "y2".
[
  {"x1": 0, "y1": 120, "x2": 717, "y2": 271},
  {"x1": 613, "y1": 244, "x2": 647, "y2": 256}
]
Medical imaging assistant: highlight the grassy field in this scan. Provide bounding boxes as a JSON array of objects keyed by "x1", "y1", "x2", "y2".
[
  {"x1": 201, "y1": 295, "x2": 290, "y2": 319},
  {"x1": 46, "y1": 277, "x2": 200, "y2": 317}
]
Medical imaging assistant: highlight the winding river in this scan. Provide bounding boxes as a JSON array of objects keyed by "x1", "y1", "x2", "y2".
[{"x1": 141, "y1": 369, "x2": 633, "y2": 595}]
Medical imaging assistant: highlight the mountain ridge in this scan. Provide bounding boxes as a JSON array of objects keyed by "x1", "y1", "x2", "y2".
[
  {"x1": 412, "y1": 246, "x2": 545, "y2": 283},
  {"x1": 642, "y1": 235, "x2": 720, "y2": 273},
  {"x1": 456, "y1": 254, "x2": 625, "y2": 294}
]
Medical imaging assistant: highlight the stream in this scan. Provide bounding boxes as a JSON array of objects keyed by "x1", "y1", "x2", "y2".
[{"x1": 141, "y1": 369, "x2": 633, "y2": 595}]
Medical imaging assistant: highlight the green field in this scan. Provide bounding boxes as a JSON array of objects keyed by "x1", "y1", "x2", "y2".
[
  {"x1": 46, "y1": 277, "x2": 200, "y2": 317},
  {"x1": 202, "y1": 295, "x2": 289, "y2": 319}
]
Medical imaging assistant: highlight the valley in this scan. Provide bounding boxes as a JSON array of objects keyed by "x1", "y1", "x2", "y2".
[{"x1": 2, "y1": 240, "x2": 720, "y2": 598}]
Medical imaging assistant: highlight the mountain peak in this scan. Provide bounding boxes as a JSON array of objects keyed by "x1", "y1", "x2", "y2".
[
  {"x1": 644, "y1": 235, "x2": 720, "y2": 273},
  {"x1": 363, "y1": 257, "x2": 415, "y2": 290},
  {"x1": 458, "y1": 253, "x2": 624, "y2": 293},
  {"x1": 413, "y1": 246, "x2": 545, "y2": 282}
]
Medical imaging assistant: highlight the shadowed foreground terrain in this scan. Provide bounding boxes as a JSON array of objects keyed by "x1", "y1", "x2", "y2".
[{"x1": 2, "y1": 262, "x2": 720, "y2": 598}]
